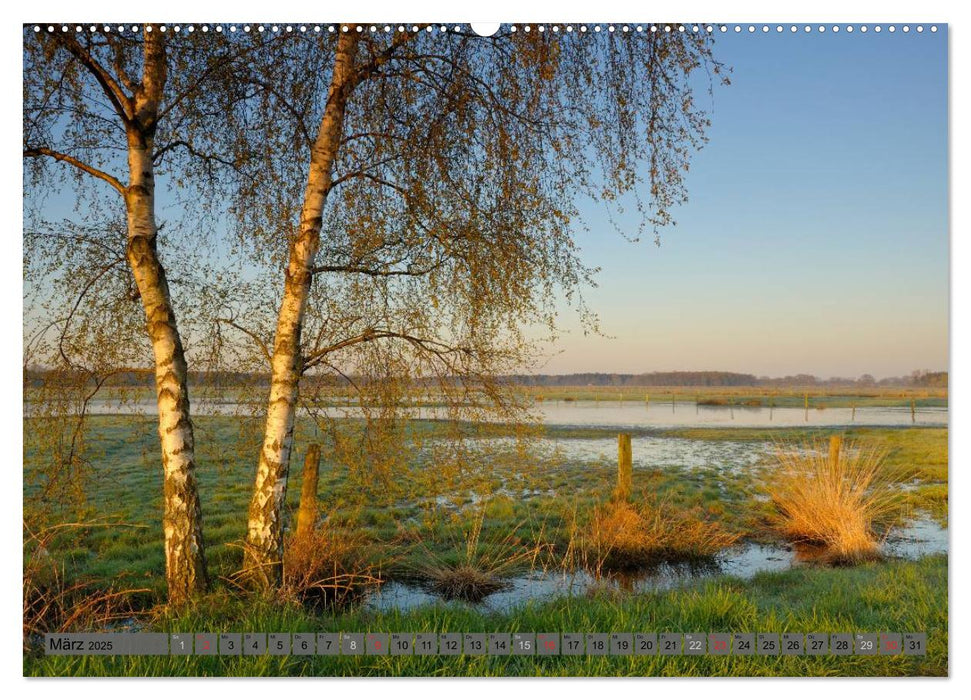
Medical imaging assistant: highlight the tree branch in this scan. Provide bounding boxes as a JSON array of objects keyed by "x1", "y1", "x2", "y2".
[
  {"x1": 327, "y1": 169, "x2": 408, "y2": 195},
  {"x1": 246, "y1": 78, "x2": 315, "y2": 151},
  {"x1": 302, "y1": 327, "x2": 470, "y2": 371},
  {"x1": 215, "y1": 317, "x2": 272, "y2": 368},
  {"x1": 24, "y1": 147, "x2": 125, "y2": 194},
  {"x1": 59, "y1": 257, "x2": 127, "y2": 369},
  {"x1": 153, "y1": 140, "x2": 238, "y2": 169},
  {"x1": 155, "y1": 40, "x2": 267, "y2": 123},
  {"x1": 311, "y1": 260, "x2": 441, "y2": 278},
  {"x1": 344, "y1": 29, "x2": 423, "y2": 93},
  {"x1": 53, "y1": 34, "x2": 133, "y2": 125}
]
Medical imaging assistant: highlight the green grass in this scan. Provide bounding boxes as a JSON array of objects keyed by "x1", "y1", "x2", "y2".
[
  {"x1": 24, "y1": 415, "x2": 948, "y2": 677},
  {"x1": 24, "y1": 554, "x2": 947, "y2": 676}
]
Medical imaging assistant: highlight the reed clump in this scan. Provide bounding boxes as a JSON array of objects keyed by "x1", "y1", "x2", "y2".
[
  {"x1": 415, "y1": 511, "x2": 546, "y2": 602},
  {"x1": 767, "y1": 439, "x2": 903, "y2": 564}
]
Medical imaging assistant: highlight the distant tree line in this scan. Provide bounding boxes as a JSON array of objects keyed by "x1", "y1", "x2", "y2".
[
  {"x1": 507, "y1": 371, "x2": 758, "y2": 387},
  {"x1": 25, "y1": 367, "x2": 947, "y2": 390},
  {"x1": 509, "y1": 371, "x2": 947, "y2": 388}
]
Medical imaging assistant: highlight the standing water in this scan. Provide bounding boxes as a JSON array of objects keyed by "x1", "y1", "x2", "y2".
[{"x1": 63, "y1": 398, "x2": 946, "y2": 428}]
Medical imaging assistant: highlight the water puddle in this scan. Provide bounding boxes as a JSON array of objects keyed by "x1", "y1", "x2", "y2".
[
  {"x1": 364, "y1": 518, "x2": 947, "y2": 614},
  {"x1": 884, "y1": 517, "x2": 949, "y2": 559}
]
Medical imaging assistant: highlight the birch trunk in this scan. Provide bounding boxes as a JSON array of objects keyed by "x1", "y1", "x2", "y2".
[
  {"x1": 124, "y1": 31, "x2": 208, "y2": 604},
  {"x1": 243, "y1": 32, "x2": 360, "y2": 586}
]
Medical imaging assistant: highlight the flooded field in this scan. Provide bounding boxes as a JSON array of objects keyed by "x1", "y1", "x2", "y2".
[
  {"x1": 458, "y1": 434, "x2": 773, "y2": 472},
  {"x1": 23, "y1": 405, "x2": 948, "y2": 622}
]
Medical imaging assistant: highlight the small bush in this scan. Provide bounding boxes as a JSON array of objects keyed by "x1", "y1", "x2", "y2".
[
  {"x1": 583, "y1": 499, "x2": 739, "y2": 573},
  {"x1": 767, "y1": 440, "x2": 904, "y2": 564}
]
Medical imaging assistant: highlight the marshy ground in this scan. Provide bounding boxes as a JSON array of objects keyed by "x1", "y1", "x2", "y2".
[{"x1": 23, "y1": 393, "x2": 949, "y2": 676}]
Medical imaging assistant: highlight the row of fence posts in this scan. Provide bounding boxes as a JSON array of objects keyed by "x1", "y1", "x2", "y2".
[{"x1": 561, "y1": 391, "x2": 918, "y2": 424}]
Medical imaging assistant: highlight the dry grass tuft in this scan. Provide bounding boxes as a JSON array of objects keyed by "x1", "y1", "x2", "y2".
[
  {"x1": 767, "y1": 440, "x2": 903, "y2": 564},
  {"x1": 282, "y1": 523, "x2": 383, "y2": 609},
  {"x1": 426, "y1": 564, "x2": 507, "y2": 602},
  {"x1": 583, "y1": 498, "x2": 739, "y2": 573}
]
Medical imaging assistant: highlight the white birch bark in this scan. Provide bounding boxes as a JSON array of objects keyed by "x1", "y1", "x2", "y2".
[
  {"x1": 124, "y1": 31, "x2": 208, "y2": 604},
  {"x1": 243, "y1": 32, "x2": 360, "y2": 585}
]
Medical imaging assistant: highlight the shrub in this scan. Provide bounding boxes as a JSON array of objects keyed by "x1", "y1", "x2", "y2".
[{"x1": 281, "y1": 524, "x2": 382, "y2": 610}]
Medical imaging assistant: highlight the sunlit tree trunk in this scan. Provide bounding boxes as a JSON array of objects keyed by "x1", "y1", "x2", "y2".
[
  {"x1": 244, "y1": 32, "x2": 360, "y2": 586},
  {"x1": 124, "y1": 32, "x2": 208, "y2": 604}
]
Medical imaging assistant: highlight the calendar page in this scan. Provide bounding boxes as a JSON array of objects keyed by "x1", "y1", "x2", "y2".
[{"x1": 22, "y1": 17, "x2": 948, "y2": 680}]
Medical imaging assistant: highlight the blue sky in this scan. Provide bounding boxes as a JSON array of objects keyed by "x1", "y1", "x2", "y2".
[
  {"x1": 25, "y1": 28, "x2": 949, "y2": 379},
  {"x1": 547, "y1": 28, "x2": 948, "y2": 378}
]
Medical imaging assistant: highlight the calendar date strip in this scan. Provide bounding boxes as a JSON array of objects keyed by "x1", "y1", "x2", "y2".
[{"x1": 44, "y1": 632, "x2": 927, "y2": 656}]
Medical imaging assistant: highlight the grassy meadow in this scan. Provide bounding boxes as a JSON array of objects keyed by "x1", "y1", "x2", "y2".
[{"x1": 22, "y1": 388, "x2": 949, "y2": 677}]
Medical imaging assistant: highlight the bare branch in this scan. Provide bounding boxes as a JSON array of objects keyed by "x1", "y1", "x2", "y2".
[
  {"x1": 344, "y1": 28, "x2": 423, "y2": 93},
  {"x1": 52, "y1": 34, "x2": 133, "y2": 125},
  {"x1": 59, "y1": 257, "x2": 127, "y2": 369},
  {"x1": 311, "y1": 260, "x2": 441, "y2": 278},
  {"x1": 23, "y1": 147, "x2": 125, "y2": 194},
  {"x1": 302, "y1": 327, "x2": 470, "y2": 371},
  {"x1": 153, "y1": 140, "x2": 239, "y2": 169}
]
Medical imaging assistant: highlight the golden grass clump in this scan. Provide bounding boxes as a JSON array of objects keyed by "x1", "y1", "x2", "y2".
[
  {"x1": 768, "y1": 439, "x2": 902, "y2": 564},
  {"x1": 282, "y1": 523, "x2": 382, "y2": 609},
  {"x1": 585, "y1": 499, "x2": 739, "y2": 573}
]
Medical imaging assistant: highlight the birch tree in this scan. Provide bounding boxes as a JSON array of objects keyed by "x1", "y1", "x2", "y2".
[
  {"x1": 228, "y1": 26, "x2": 726, "y2": 586},
  {"x1": 23, "y1": 25, "x2": 250, "y2": 604}
]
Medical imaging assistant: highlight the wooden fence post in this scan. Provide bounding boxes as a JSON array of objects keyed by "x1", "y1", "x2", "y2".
[
  {"x1": 295, "y1": 444, "x2": 321, "y2": 540},
  {"x1": 617, "y1": 433, "x2": 632, "y2": 502},
  {"x1": 829, "y1": 435, "x2": 842, "y2": 467}
]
